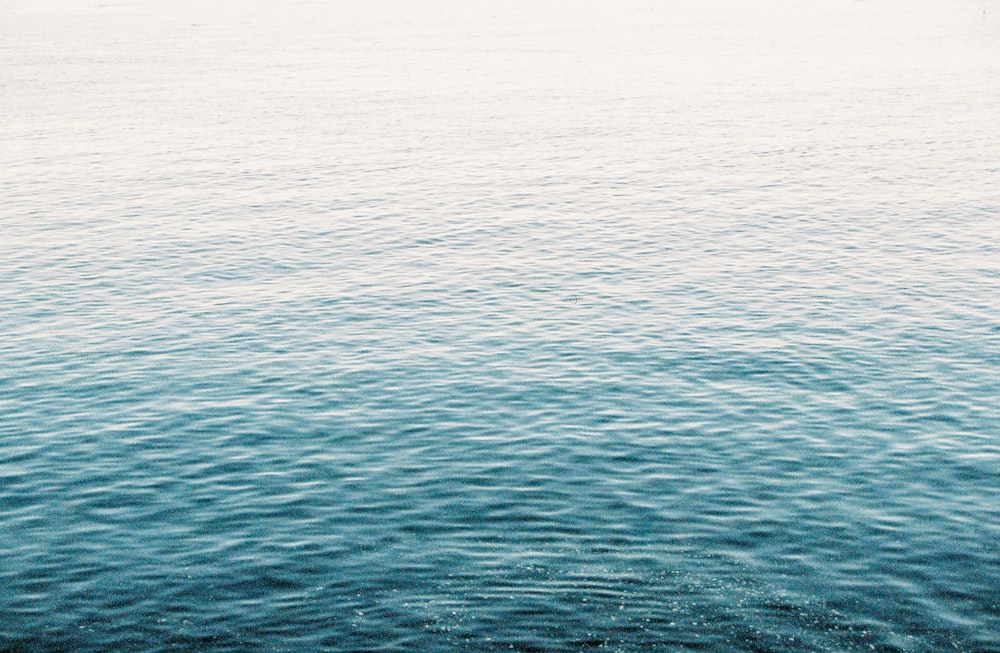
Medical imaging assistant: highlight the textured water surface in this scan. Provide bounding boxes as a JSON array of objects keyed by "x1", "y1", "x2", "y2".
[{"x1": 2, "y1": 0, "x2": 999, "y2": 651}]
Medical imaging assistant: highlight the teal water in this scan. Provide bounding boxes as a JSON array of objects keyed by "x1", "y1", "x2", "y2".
[{"x1": 2, "y1": 1, "x2": 999, "y2": 651}]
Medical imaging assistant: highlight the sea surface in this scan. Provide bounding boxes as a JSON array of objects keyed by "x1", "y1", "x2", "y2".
[{"x1": 2, "y1": 0, "x2": 999, "y2": 651}]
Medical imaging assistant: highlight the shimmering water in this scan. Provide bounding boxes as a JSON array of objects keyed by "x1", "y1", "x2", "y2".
[{"x1": 2, "y1": 0, "x2": 999, "y2": 651}]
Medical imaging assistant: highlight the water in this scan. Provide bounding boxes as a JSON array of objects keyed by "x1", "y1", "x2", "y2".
[{"x1": 2, "y1": 0, "x2": 999, "y2": 650}]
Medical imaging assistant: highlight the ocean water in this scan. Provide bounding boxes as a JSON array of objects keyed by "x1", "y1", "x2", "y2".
[{"x1": 2, "y1": 0, "x2": 999, "y2": 651}]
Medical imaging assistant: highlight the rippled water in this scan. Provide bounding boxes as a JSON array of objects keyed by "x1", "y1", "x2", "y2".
[{"x1": 2, "y1": 0, "x2": 999, "y2": 651}]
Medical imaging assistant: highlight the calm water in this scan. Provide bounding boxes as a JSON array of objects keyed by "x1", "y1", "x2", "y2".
[{"x1": 2, "y1": 1, "x2": 999, "y2": 651}]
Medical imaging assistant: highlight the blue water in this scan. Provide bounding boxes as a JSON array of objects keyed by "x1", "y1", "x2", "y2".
[{"x1": 2, "y1": 1, "x2": 999, "y2": 651}]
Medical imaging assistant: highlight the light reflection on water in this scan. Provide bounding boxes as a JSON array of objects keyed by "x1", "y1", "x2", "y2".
[{"x1": 1, "y1": 0, "x2": 999, "y2": 651}]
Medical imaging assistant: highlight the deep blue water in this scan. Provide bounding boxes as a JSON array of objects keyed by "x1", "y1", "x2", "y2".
[{"x1": 2, "y1": 1, "x2": 999, "y2": 651}]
